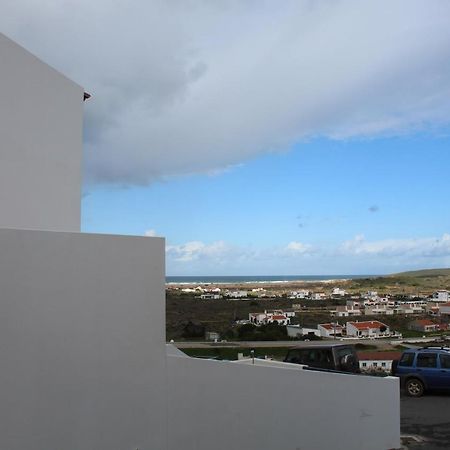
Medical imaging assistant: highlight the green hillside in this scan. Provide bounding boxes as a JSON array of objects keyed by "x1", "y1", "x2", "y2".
[{"x1": 393, "y1": 268, "x2": 450, "y2": 277}]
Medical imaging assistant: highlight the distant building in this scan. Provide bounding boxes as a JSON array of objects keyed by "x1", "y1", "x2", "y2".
[
  {"x1": 364, "y1": 305, "x2": 394, "y2": 316},
  {"x1": 249, "y1": 310, "x2": 291, "y2": 325},
  {"x1": 290, "y1": 290, "x2": 310, "y2": 299},
  {"x1": 358, "y1": 352, "x2": 401, "y2": 373},
  {"x1": 226, "y1": 290, "x2": 248, "y2": 299},
  {"x1": 408, "y1": 319, "x2": 440, "y2": 333},
  {"x1": 439, "y1": 302, "x2": 450, "y2": 316},
  {"x1": 433, "y1": 290, "x2": 449, "y2": 302},
  {"x1": 332, "y1": 305, "x2": 362, "y2": 317},
  {"x1": 346, "y1": 321, "x2": 390, "y2": 338},
  {"x1": 205, "y1": 331, "x2": 221, "y2": 341},
  {"x1": 200, "y1": 293, "x2": 221, "y2": 300},
  {"x1": 331, "y1": 287, "x2": 347, "y2": 297},
  {"x1": 286, "y1": 325, "x2": 320, "y2": 339},
  {"x1": 318, "y1": 323, "x2": 343, "y2": 338}
]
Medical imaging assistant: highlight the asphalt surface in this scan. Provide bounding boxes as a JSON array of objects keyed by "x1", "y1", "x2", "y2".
[
  {"x1": 174, "y1": 339, "x2": 397, "y2": 348},
  {"x1": 401, "y1": 390, "x2": 450, "y2": 449}
]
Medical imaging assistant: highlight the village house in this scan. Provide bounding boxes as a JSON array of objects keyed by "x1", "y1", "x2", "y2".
[
  {"x1": 358, "y1": 352, "x2": 401, "y2": 373},
  {"x1": 408, "y1": 319, "x2": 442, "y2": 333},
  {"x1": 426, "y1": 302, "x2": 441, "y2": 316},
  {"x1": 346, "y1": 300, "x2": 362, "y2": 308},
  {"x1": 364, "y1": 304, "x2": 394, "y2": 315},
  {"x1": 346, "y1": 320, "x2": 390, "y2": 338},
  {"x1": 249, "y1": 288, "x2": 268, "y2": 298},
  {"x1": 249, "y1": 310, "x2": 291, "y2": 326},
  {"x1": 205, "y1": 331, "x2": 221, "y2": 341},
  {"x1": 363, "y1": 291, "x2": 379, "y2": 300},
  {"x1": 290, "y1": 290, "x2": 310, "y2": 299},
  {"x1": 433, "y1": 290, "x2": 450, "y2": 302},
  {"x1": 332, "y1": 305, "x2": 362, "y2": 317},
  {"x1": 436, "y1": 302, "x2": 450, "y2": 317},
  {"x1": 331, "y1": 287, "x2": 347, "y2": 297},
  {"x1": 318, "y1": 323, "x2": 344, "y2": 338},
  {"x1": 200, "y1": 293, "x2": 221, "y2": 300},
  {"x1": 286, "y1": 325, "x2": 321, "y2": 339},
  {"x1": 225, "y1": 290, "x2": 248, "y2": 299}
]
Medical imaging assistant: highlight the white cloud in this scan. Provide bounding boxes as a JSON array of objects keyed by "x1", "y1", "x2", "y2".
[
  {"x1": 285, "y1": 241, "x2": 313, "y2": 255},
  {"x1": 2, "y1": 1, "x2": 450, "y2": 184},
  {"x1": 339, "y1": 234, "x2": 450, "y2": 258},
  {"x1": 164, "y1": 235, "x2": 450, "y2": 274},
  {"x1": 144, "y1": 229, "x2": 157, "y2": 237},
  {"x1": 166, "y1": 240, "x2": 233, "y2": 262}
]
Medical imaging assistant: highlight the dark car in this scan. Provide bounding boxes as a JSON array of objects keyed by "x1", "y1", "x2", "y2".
[
  {"x1": 392, "y1": 346, "x2": 450, "y2": 397},
  {"x1": 284, "y1": 343, "x2": 360, "y2": 373}
]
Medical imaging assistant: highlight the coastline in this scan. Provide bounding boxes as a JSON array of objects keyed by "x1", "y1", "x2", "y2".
[{"x1": 166, "y1": 274, "x2": 373, "y2": 286}]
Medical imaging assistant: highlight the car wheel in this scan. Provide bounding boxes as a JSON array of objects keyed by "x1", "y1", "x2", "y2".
[{"x1": 405, "y1": 378, "x2": 424, "y2": 397}]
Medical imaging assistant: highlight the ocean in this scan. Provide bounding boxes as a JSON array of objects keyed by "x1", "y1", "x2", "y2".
[{"x1": 166, "y1": 274, "x2": 374, "y2": 284}]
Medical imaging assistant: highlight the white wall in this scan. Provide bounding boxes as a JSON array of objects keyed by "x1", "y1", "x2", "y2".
[
  {"x1": 0, "y1": 228, "x2": 167, "y2": 450},
  {"x1": 0, "y1": 33, "x2": 83, "y2": 231},
  {"x1": 167, "y1": 354, "x2": 400, "y2": 450}
]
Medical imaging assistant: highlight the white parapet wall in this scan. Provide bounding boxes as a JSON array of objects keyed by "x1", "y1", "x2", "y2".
[
  {"x1": 167, "y1": 352, "x2": 400, "y2": 450},
  {"x1": 0, "y1": 228, "x2": 167, "y2": 450},
  {"x1": 0, "y1": 33, "x2": 83, "y2": 232}
]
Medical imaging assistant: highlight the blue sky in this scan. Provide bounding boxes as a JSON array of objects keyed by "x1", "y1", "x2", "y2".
[
  {"x1": 83, "y1": 133, "x2": 450, "y2": 275},
  {"x1": 3, "y1": 1, "x2": 450, "y2": 275}
]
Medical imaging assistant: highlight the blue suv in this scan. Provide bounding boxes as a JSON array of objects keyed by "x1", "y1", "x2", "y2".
[{"x1": 393, "y1": 346, "x2": 450, "y2": 397}]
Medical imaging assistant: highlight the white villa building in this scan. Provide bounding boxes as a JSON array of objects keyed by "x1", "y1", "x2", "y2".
[
  {"x1": 433, "y1": 290, "x2": 450, "y2": 302},
  {"x1": 346, "y1": 321, "x2": 390, "y2": 338},
  {"x1": 249, "y1": 310, "x2": 292, "y2": 325},
  {"x1": 318, "y1": 322, "x2": 344, "y2": 337}
]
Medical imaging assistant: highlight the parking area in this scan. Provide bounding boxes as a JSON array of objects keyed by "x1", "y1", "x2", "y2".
[{"x1": 401, "y1": 391, "x2": 450, "y2": 449}]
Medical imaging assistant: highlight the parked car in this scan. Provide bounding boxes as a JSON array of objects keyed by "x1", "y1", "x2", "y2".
[
  {"x1": 283, "y1": 343, "x2": 360, "y2": 373},
  {"x1": 392, "y1": 346, "x2": 450, "y2": 397}
]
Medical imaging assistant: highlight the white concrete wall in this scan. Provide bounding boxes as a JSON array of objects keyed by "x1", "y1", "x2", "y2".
[
  {"x1": 0, "y1": 33, "x2": 83, "y2": 231},
  {"x1": 0, "y1": 228, "x2": 166, "y2": 450},
  {"x1": 167, "y1": 354, "x2": 400, "y2": 450}
]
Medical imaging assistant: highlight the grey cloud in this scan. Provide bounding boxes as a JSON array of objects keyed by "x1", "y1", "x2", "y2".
[
  {"x1": 3, "y1": 0, "x2": 450, "y2": 185},
  {"x1": 368, "y1": 205, "x2": 379, "y2": 213}
]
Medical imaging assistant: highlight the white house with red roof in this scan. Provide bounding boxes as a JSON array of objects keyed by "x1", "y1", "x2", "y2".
[
  {"x1": 358, "y1": 351, "x2": 401, "y2": 373},
  {"x1": 249, "y1": 310, "x2": 291, "y2": 325},
  {"x1": 346, "y1": 320, "x2": 390, "y2": 338},
  {"x1": 408, "y1": 319, "x2": 441, "y2": 332},
  {"x1": 318, "y1": 322, "x2": 344, "y2": 337}
]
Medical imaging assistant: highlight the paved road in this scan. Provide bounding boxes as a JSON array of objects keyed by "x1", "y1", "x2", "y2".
[
  {"x1": 173, "y1": 339, "x2": 396, "y2": 349},
  {"x1": 401, "y1": 391, "x2": 450, "y2": 449}
]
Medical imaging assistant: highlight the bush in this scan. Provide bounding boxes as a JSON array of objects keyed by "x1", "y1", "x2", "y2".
[
  {"x1": 182, "y1": 321, "x2": 206, "y2": 339},
  {"x1": 237, "y1": 322, "x2": 288, "y2": 341}
]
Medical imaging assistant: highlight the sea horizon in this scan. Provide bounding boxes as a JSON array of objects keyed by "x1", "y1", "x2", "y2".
[{"x1": 166, "y1": 274, "x2": 377, "y2": 285}]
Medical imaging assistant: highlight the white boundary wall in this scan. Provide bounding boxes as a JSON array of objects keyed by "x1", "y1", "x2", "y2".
[
  {"x1": 168, "y1": 353, "x2": 400, "y2": 450},
  {"x1": 0, "y1": 229, "x2": 167, "y2": 450}
]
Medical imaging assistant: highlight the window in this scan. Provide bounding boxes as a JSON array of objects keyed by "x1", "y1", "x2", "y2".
[
  {"x1": 440, "y1": 354, "x2": 450, "y2": 369},
  {"x1": 373, "y1": 362, "x2": 378, "y2": 367},
  {"x1": 417, "y1": 353, "x2": 437, "y2": 368},
  {"x1": 362, "y1": 362, "x2": 367, "y2": 367},
  {"x1": 381, "y1": 362, "x2": 386, "y2": 367},
  {"x1": 399, "y1": 353, "x2": 415, "y2": 367}
]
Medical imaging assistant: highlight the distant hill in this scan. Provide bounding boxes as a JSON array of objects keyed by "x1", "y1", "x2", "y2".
[{"x1": 393, "y1": 268, "x2": 450, "y2": 278}]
